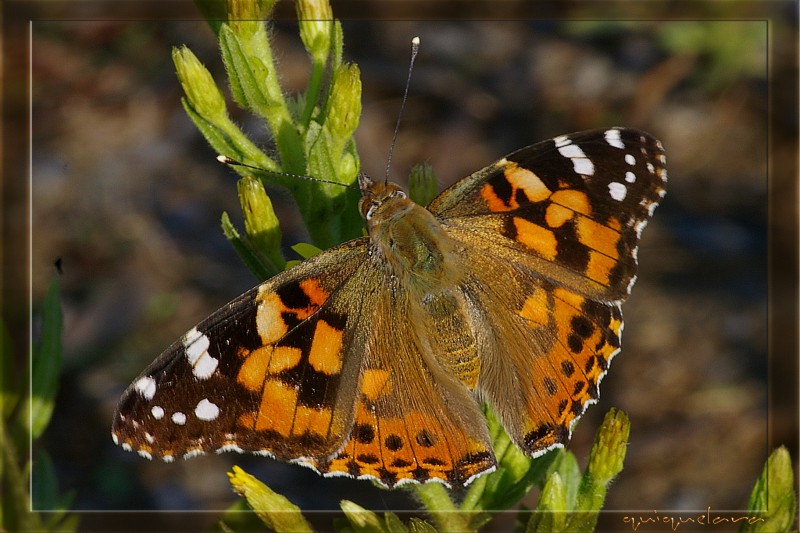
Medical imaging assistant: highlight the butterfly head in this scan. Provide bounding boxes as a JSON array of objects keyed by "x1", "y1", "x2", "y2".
[{"x1": 357, "y1": 173, "x2": 410, "y2": 227}]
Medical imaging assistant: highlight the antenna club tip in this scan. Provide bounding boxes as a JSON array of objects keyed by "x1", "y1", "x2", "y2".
[
  {"x1": 216, "y1": 155, "x2": 230, "y2": 164},
  {"x1": 412, "y1": 36, "x2": 420, "y2": 45}
]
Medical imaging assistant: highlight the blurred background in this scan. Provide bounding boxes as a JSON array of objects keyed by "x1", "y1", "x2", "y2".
[{"x1": 11, "y1": 2, "x2": 797, "y2": 531}]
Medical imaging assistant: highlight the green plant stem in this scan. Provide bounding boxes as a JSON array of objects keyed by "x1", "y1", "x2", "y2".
[{"x1": 301, "y1": 58, "x2": 326, "y2": 129}]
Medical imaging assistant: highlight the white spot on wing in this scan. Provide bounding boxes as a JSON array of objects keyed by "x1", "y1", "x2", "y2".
[
  {"x1": 558, "y1": 143, "x2": 595, "y2": 176},
  {"x1": 184, "y1": 449, "x2": 205, "y2": 459},
  {"x1": 634, "y1": 218, "x2": 649, "y2": 238},
  {"x1": 163, "y1": 455, "x2": 175, "y2": 463},
  {"x1": 608, "y1": 182, "x2": 627, "y2": 201},
  {"x1": 625, "y1": 154, "x2": 636, "y2": 166},
  {"x1": 627, "y1": 274, "x2": 639, "y2": 294},
  {"x1": 111, "y1": 433, "x2": 119, "y2": 445},
  {"x1": 553, "y1": 135, "x2": 571, "y2": 147},
  {"x1": 184, "y1": 328, "x2": 218, "y2": 380},
  {"x1": 172, "y1": 412, "x2": 187, "y2": 425},
  {"x1": 137, "y1": 450, "x2": 153, "y2": 460},
  {"x1": 151, "y1": 406, "x2": 165, "y2": 420},
  {"x1": 625, "y1": 171, "x2": 636, "y2": 183},
  {"x1": 217, "y1": 444, "x2": 244, "y2": 454},
  {"x1": 604, "y1": 129, "x2": 625, "y2": 149},
  {"x1": 195, "y1": 399, "x2": 220, "y2": 421},
  {"x1": 134, "y1": 376, "x2": 157, "y2": 401},
  {"x1": 122, "y1": 442, "x2": 132, "y2": 452}
]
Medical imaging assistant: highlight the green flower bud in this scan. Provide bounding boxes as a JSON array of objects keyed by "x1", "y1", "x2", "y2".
[
  {"x1": 327, "y1": 63, "x2": 362, "y2": 140},
  {"x1": 172, "y1": 46, "x2": 228, "y2": 120},
  {"x1": 297, "y1": 0, "x2": 334, "y2": 63},
  {"x1": 586, "y1": 407, "x2": 630, "y2": 485},
  {"x1": 227, "y1": 465, "x2": 312, "y2": 533},
  {"x1": 743, "y1": 446, "x2": 796, "y2": 532},
  {"x1": 237, "y1": 176, "x2": 283, "y2": 271},
  {"x1": 409, "y1": 163, "x2": 439, "y2": 206},
  {"x1": 226, "y1": 0, "x2": 277, "y2": 22}
]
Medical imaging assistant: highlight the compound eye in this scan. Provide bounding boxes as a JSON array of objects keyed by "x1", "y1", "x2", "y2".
[{"x1": 366, "y1": 201, "x2": 380, "y2": 220}]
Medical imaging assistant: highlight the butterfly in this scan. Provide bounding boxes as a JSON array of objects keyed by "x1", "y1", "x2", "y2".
[{"x1": 112, "y1": 127, "x2": 666, "y2": 488}]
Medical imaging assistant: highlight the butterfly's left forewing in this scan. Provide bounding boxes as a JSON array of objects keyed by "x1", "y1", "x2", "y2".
[{"x1": 112, "y1": 240, "x2": 370, "y2": 462}]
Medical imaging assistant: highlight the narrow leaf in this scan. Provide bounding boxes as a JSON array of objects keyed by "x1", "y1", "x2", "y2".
[{"x1": 29, "y1": 271, "x2": 63, "y2": 439}]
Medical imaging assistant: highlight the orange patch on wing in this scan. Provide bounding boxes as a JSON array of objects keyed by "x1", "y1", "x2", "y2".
[
  {"x1": 544, "y1": 203, "x2": 573, "y2": 228},
  {"x1": 585, "y1": 250, "x2": 615, "y2": 286},
  {"x1": 551, "y1": 189, "x2": 591, "y2": 216},
  {"x1": 308, "y1": 320, "x2": 344, "y2": 375},
  {"x1": 514, "y1": 217, "x2": 558, "y2": 260},
  {"x1": 481, "y1": 162, "x2": 552, "y2": 212},
  {"x1": 255, "y1": 379, "x2": 298, "y2": 436},
  {"x1": 361, "y1": 369, "x2": 391, "y2": 402},
  {"x1": 553, "y1": 287, "x2": 585, "y2": 310},
  {"x1": 268, "y1": 346, "x2": 302, "y2": 373},
  {"x1": 505, "y1": 164, "x2": 551, "y2": 202},
  {"x1": 518, "y1": 287, "x2": 550, "y2": 326},
  {"x1": 255, "y1": 291, "x2": 288, "y2": 344},
  {"x1": 292, "y1": 405, "x2": 332, "y2": 437},
  {"x1": 238, "y1": 412, "x2": 255, "y2": 429},
  {"x1": 576, "y1": 216, "x2": 621, "y2": 259},
  {"x1": 607, "y1": 216, "x2": 622, "y2": 231},
  {"x1": 237, "y1": 346, "x2": 272, "y2": 392},
  {"x1": 481, "y1": 184, "x2": 513, "y2": 212},
  {"x1": 299, "y1": 278, "x2": 329, "y2": 310}
]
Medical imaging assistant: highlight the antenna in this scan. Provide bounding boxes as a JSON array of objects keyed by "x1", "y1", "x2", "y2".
[
  {"x1": 384, "y1": 36, "x2": 420, "y2": 184},
  {"x1": 216, "y1": 155, "x2": 358, "y2": 190}
]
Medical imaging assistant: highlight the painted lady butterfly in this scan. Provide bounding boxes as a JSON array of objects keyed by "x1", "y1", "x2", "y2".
[{"x1": 112, "y1": 127, "x2": 666, "y2": 488}]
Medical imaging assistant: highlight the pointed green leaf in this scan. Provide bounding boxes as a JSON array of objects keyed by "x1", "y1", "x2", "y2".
[
  {"x1": 528, "y1": 472, "x2": 567, "y2": 532},
  {"x1": 340, "y1": 500, "x2": 384, "y2": 532},
  {"x1": 221, "y1": 212, "x2": 276, "y2": 281},
  {"x1": 291, "y1": 242, "x2": 325, "y2": 260},
  {"x1": 383, "y1": 511, "x2": 409, "y2": 533},
  {"x1": 28, "y1": 271, "x2": 63, "y2": 439}
]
